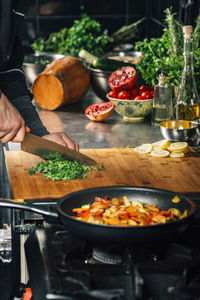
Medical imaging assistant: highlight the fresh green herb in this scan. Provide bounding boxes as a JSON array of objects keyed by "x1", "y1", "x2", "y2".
[
  {"x1": 24, "y1": 57, "x2": 51, "y2": 65},
  {"x1": 28, "y1": 152, "x2": 104, "y2": 181},
  {"x1": 191, "y1": 145, "x2": 200, "y2": 153},
  {"x1": 163, "y1": 8, "x2": 183, "y2": 57},
  {"x1": 31, "y1": 14, "x2": 110, "y2": 57},
  {"x1": 110, "y1": 17, "x2": 146, "y2": 47},
  {"x1": 135, "y1": 8, "x2": 200, "y2": 90},
  {"x1": 28, "y1": 168, "x2": 35, "y2": 175},
  {"x1": 31, "y1": 14, "x2": 144, "y2": 57},
  {"x1": 31, "y1": 28, "x2": 69, "y2": 54}
]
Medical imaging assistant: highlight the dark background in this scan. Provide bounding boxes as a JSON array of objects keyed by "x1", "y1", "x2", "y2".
[{"x1": 18, "y1": 0, "x2": 200, "y2": 50}]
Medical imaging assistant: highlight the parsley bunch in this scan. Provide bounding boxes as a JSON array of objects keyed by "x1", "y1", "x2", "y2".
[
  {"x1": 29, "y1": 152, "x2": 104, "y2": 181},
  {"x1": 31, "y1": 14, "x2": 144, "y2": 57},
  {"x1": 31, "y1": 14, "x2": 110, "y2": 57}
]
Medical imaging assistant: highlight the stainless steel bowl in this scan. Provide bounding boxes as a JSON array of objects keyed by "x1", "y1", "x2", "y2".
[
  {"x1": 88, "y1": 51, "x2": 142, "y2": 101},
  {"x1": 88, "y1": 66, "x2": 111, "y2": 101},
  {"x1": 191, "y1": 119, "x2": 200, "y2": 135},
  {"x1": 23, "y1": 52, "x2": 65, "y2": 85},
  {"x1": 160, "y1": 120, "x2": 198, "y2": 142}
]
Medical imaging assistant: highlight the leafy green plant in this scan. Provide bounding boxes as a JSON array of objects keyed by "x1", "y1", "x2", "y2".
[
  {"x1": 135, "y1": 8, "x2": 200, "y2": 90},
  {"x1": 31, "y1": 14, "x2": 144, "y2": 57},
  {"x1": 28, "y1": 152, "x2": 104, "y2": 181},
  {"x1": 31, "y1": 28, "x2": 69, "y2": 53},
  {"x1": 31, "y1": 14, "x2": 109, "y2": 57}
]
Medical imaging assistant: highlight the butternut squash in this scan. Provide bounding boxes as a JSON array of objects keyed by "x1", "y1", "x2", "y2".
[{"x1": 32, "y1": 56, "x2": 90, "y2": 110}]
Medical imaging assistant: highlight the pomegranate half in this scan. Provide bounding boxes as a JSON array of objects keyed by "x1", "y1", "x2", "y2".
[
  {"x1": 85, "y1": 102, "x2": 114, "y2": 122},
  {"x1": 108, "y1": 66, "x2": 137, "y2": 91}
]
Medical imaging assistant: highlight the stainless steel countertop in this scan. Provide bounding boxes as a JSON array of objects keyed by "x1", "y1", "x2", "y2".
[
  {"x1": 7, "y1": 87, "x2": 200, "y2": 151},
  {"x1": 36, "y1": 87, "x2": 163, "y2": 149}
]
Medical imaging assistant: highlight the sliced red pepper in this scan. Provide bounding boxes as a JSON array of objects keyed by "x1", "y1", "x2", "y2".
[{"x1": 23, "y1": 288, "x2": 32, "y2": 300}]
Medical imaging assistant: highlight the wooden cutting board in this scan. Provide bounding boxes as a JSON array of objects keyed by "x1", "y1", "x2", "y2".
[{"x1": 5, "y1": 148, "x2": 200, "y2": 200}]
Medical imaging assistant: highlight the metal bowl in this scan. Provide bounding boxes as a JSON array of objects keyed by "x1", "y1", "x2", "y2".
[
  {"x1": 88, "y1": 51, "x2": 142, "y2": 101},
  {"x1": 88, "y1": 66, "x2": 111, "y2": 101},
  {"x1": 191, "y1": 119, "x2": 200, "y2": 135},
  {"x1": 23, "y1": 52, "x2": 65, "y2": 85},
  {"x1": 160, "y1": 120, "x2": 198, "y2": 142}
]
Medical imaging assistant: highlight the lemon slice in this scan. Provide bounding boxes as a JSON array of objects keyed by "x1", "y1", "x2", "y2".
[
  {"x1": 167, "y1": 142, "x2": 188, "y2": 153},
  {"x1": 134, "y1": 143, "x2": 152, "y2": 154},
  {"x1": 150, "y1": 149, "x2": 169, "y2": 158},
  {"x1": 169, "y1": 152, "x2": 185, "y2": 158},
  {"x1": 152, "y1": 139, "x2": 171, "y2": 150}
]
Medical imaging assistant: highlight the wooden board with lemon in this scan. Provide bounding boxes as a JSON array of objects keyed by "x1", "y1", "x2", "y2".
[{"x1": 134, "y1": 140, "x2": 189, "y2": 158}]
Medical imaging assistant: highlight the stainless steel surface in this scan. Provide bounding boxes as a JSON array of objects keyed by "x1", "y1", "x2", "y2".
[
  {"x1": 191, "y1": 119, "x2": 200, "y2": 135},
  {"x1": 6, "y1": 88, "x2": 184, "y2": 152},
  {"x1": 160, "y1": 120, "x2": 198, "y2": 142},
  {"x1": 21, "y1": 133, "x2": 96, "y2": 165},
  {"x1": 23, "y1": 52, "x2": 65, "y2": 84},
  {"x1": 33, "y1": 87, "x2": 163, "y2": 149}
]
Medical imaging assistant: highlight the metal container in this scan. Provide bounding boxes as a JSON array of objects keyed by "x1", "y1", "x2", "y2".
[
  {"x1": 191, "y1": 119, "x2": 200, "y2": 135},
  {"x1": 160, "y1": 120, "x2": 198, "y2": 142},
  {"x1": 88, "y1": 66, "x2": 111, "y2": 101},
  {"x1": 23, "y1": 52, "x2": 65, "y2": 85}
]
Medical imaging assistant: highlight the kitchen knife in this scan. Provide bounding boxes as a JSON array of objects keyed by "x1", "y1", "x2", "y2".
[{"x1": 21, "y1": 133, "x2": 97, "y2": 165}]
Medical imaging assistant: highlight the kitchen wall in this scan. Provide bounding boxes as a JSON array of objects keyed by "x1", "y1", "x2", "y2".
[{"x1": 18, "y1": 0, "x2": 200, "y2": 51}]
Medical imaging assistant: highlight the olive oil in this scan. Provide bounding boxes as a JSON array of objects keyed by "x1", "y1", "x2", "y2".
[
  {"x1": 174, "y1": 26, "x2": 200, "y2": 121},
  {"x1": 153, "y1": 105, "x2": 172, "y2": 122},
  {"x1": 152, "y1": 74, "x2": 173, "y2": 125},
  {"x1": 174, "y1": 103, "x2": 200, "y2": 121}
]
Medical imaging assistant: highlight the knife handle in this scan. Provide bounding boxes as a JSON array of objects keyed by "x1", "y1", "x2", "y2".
[
  {"x1": 25, "y1": 126, "x2": 30, "y2": 133},
  {"x1": 10, "y1": 126, "x2": 31, "y2": 143}
]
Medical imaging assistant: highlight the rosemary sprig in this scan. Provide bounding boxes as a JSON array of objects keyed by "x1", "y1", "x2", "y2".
[
  {"x1": 164, "y1": 8, "x2": 183, "y2": 57},
  {"x1": 193, "y1": 15, "x2": 200, "y2": 51}
]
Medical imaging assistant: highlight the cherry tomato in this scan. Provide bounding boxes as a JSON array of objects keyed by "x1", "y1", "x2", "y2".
[
  {"x1": 134, "y1": 96, "x2": 144, "y2": 100},
  {"x1": 140, "y1": 91, "x2": 152, "y2": 99},
  {"x1": 139, "y1": 85, "x2": 149, "y2": 91},
  {"x1": 117, "y1": 90, "x2": 130, "y2": 100},
  {"x1": 130, "y1": 87, "x2": 139, "y2": 99},
  {"x1": 139, "y1": 85, "x2": 153, "y2": 93},
  {"x1": 108, "y1": 90, "x2": 118, "y2": 99}
]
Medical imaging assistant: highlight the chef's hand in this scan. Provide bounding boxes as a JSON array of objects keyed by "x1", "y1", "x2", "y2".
[
  {"x1": 0, "y1": 93, "x2": 26, "y2": 143},
  {"x1": 42, "y1": 132, "x2": 79, "y2": 151}
]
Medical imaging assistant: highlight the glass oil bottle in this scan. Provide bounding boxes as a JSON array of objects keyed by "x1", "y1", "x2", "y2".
[
  {"x1": 152, "y1": 74, "x2": 173, "y2": 125},
  {"x1": 174, "y1": 25, "x2": 200, "y2": 121}
]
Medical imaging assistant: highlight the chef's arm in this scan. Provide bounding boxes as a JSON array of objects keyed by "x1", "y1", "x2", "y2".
[
  {"x1": 10, "y1": 94, "x2": 49, "y2": 137},
  {"x1": 0, "y1": 93, "x2": 79, "y2": 150},
  {"x1": 0, "y1": 70, "x2": 49, "y2": 137},
  {"x1": 0, "y1": 69, "x2": 78, "y2": 149},
  {"x1": 0, "y1": 92, "x2": 26, "y2": 143}
]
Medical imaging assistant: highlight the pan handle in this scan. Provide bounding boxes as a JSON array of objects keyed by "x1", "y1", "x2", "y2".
[{"x1": 0, "y1": 199, "x2": 59, "y2": 219}]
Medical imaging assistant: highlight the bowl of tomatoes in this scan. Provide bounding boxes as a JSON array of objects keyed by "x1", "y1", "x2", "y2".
[{"x1": 107, "y1": 85, "x2": 154, "y2": 122}]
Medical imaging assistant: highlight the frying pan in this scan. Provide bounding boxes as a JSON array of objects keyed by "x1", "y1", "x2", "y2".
[{"x1": 0, "y1": 186, "x2": 195, "y2": 245}]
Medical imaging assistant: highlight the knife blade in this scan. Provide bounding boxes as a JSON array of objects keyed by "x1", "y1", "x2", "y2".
[{"x1": 21, "y1": 133, "x2": 97, "y2": 165}]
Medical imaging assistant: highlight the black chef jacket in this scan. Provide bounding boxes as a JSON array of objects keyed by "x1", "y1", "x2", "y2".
[{"x1": 0, "y1": 0, "x2": 49, "y2": 136}]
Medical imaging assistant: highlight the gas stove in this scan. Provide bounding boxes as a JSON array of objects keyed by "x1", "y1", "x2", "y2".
[{"x1": 24, "y1": 194, "x2": 200, "y2": 300}]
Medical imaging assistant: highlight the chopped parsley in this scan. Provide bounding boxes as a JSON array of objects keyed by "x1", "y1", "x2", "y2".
[{"x1": 28, "y1": 152, "x2": 104, "y2": 181}]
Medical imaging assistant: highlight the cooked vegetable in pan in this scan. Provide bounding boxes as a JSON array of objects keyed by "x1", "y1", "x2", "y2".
[{"x1": 72, "y1": 195, "x2": 188, "y2": 226}]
